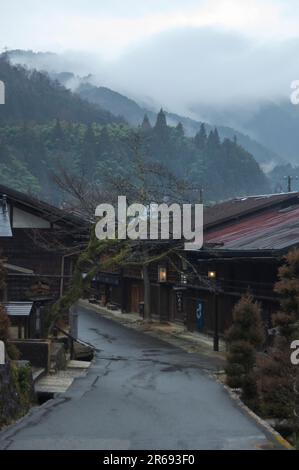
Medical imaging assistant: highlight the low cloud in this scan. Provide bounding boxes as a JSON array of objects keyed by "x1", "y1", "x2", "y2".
[{"x1": 8, "y1": 26, "x2": 299, "y2": 118}]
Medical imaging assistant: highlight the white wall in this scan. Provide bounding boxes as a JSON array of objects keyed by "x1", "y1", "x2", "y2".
[{"x1": 9, "y1": 205, "x2": 51, "y2": 229}]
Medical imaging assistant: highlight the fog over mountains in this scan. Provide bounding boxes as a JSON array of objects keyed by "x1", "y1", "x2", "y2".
[
  {"x1": 8, "y1": 47, "x2": 295, "y2": 170},
  {"x1": 3, "y1": 1, "x2": 299, "y2": 170}
]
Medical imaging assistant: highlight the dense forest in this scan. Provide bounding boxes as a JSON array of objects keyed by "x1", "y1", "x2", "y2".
[{"x1": 0, "y1": 57, "x2": 270, "y2": 205}]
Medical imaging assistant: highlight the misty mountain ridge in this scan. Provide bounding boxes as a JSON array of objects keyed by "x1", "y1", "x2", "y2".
[
  {"x1": 0, "y1": 55, "x2": 123, "y2": 126},
  {"x1": 0, "y1": 56, "x2": 271, "y2": 204},
  {"x1": 7, "y1": 49, "x2": 283, "y2": 168},
  {"x1": 190, "y1": 99, "x2": 299, "y2": 165},
  {"x1": 54, "y1": 71, "x2": 281, "y2": 169}
]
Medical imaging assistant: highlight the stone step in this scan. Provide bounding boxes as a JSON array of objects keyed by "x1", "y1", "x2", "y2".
[
  {"x1": 34, "y1": 360, "x2": 91, "y2": 394},
  {"x1": 67, "y1": 360, "x2": 91, "y2": 369},
  {"x1": 35, "y1": 376, "x2": 73, "y2": 394},
  {"x1": 32, "y1": 367, "x2": 46, "y2": 383}
]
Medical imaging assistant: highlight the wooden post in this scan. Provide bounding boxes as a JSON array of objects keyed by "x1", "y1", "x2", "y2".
[
  {"x1": 143, "y1": 265, "x2": 151, "y2": 321},
  {"x1": 18, "y1": 320, "x2": 22, "y2": 339},
  {"x1": 60, "y1": 255, "x2": 65, "y2": 298},
  {"x1": 120, "y1": 270, "x2": 127, "y2": 313},
  {"x1": 0, "y1": 340, "x2": 5, "y2": 365},
  {"x1": 213, "y1": 293, "x2": 219, "y2": 352}
]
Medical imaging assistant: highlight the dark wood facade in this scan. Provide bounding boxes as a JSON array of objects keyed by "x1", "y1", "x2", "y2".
[
  {"x1": 0, "y1": 184, "x2": 88, "y2": 312},
  {"x1": 94, "y1": 252, "x2": 282, "y2": 336},
  {"x1": 93, "y1": 192, "x2": 299, "y2": 336}
]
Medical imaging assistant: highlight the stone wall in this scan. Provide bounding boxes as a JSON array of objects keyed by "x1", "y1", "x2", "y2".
[
  {"x1": 0, "y1": 361, "x2": 35, "y2": 429},
  {"x1": 8, "y1": 340, "x2": 51, "y2": 371}
]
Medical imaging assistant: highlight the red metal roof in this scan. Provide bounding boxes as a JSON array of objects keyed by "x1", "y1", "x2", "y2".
[
  {"x1": 204, "y1": 193, "x2": 299, "y2": 228},
  {"x1": 204, "y1": 204, "x2": 299, "y2": 251}
]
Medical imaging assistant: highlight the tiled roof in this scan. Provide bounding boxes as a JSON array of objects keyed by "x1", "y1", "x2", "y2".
[
  {"x1": 4, "y1": 302, "x2": 33, "y2": 317},
  {"x1": 204, "y1": 193, "x2": 299, "y2": 229},
  {"x1": 0, "y1": 184, "x2": 89, "y2": 228},
  {"x1": 205, "y1": 203, "x2": 299, "y2": 251}
]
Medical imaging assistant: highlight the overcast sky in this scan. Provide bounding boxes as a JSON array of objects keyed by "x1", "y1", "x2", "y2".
[{"x1": 1, "y1": 1, "x2": 299, "y2": 114}]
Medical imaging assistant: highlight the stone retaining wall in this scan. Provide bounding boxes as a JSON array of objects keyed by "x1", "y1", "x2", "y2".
[{"x1": 0, "y1": 361, "x2": 35, "y2": 429}]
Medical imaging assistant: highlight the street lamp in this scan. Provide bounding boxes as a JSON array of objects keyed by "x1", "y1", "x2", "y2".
[
  {"x1": 158, "y1": 266, "x2": 167, "y2": 283},
  {"x1": 208, "y1": 271, "x2": 216, "y2": 280},
  {"x1": 208, "y1": 270, "x2": 219, "y2": 352}
]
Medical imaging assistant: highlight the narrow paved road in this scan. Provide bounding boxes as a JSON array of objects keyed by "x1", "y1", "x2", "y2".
[{"x1": 0, "y1": 306, "x2": 273, "y2": 450}]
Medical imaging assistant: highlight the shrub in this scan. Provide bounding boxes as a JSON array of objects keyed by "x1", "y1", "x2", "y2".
[
  {"x1": 225, "y1": 293, "x2": 264, "y2": 395},
  {"x1": 256, "y1": 250, "x2": 299, "y2": 431},
  {"x1": 227, "y1": 340, "x2": 256, "y2": 373},
  {"x1": 272, "y1": 312, "x2": 297, "y2": 340},
  {"x1": 242, "y1": 373, "x2": 259, "y2": 411},
  {"x1": 226, "y1": 293, "x2": 265, "y2": 347}
]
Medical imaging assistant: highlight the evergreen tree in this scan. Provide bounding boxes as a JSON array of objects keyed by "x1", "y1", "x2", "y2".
[
  {"x1": 52, "y1": 119, "x2": 63, "y2": 141},
  {"x1": 81, "y1": 124, "x2": 97, "y2": 179},
  {"x1": 194, "y1": 123, "x2": 207, "y2": 150},
  {"x1": 207, "y1": 128, "x2": 221, "y2": 148},
  {"x1": 99, "y1": 126, "x2": 111, "y2": 157},
  {"x1": 176, "y1": 122, "x2": 184, "y2": 137},
  {"x1": 257, "y1": 250, "x2": 299, "y2": 436},
  {"x1": 214, "y1": 128, "x2": 221, "y2": 146},
  {"x1": 226, "y1": 292, "x2": 264, "y2": 403},
  {"x1": 154, "y1": 108, "x2": 168, "y2": 134},
  {"x1": 141, "y1": 114, "x2": 151, "y2": 131}
]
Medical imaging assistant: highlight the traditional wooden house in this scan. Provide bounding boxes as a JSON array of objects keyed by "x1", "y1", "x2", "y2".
[
  {"x1": 0, "y1": 184, "x2": 89, "y2": 336},
  {"x1": 93, "y1": 192, "x2": 299, "y2": 338}
]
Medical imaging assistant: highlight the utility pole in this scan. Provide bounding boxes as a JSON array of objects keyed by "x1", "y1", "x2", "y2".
[
  {"x1": 284, "y1": 175, "x2": 298, "y2": 192},
  {"x1": 213, "y1": 293, "x2": 219, "y2": 352},
  {"x1": 208, "y1": 270, "x2": 220, "y2": 352},
  {"x1": 199, "y1": 188, "x2": 203, "y2": 204}
]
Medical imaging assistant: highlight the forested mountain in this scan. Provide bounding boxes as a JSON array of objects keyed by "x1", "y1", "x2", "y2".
[
  {"x1": 78, "y1": 82, "x2": 150, "y2": 126},
  {"x1": 0, "y1": 56, "x2": 123, "y2": 126},
  {"x1": 6, "y1": 50, "x2": 281, "y2": 166},
  {"x1": 0, "y1": 54, "x2": 270, "y2": 204},
  {"x1": 191, "y1": 99, "x2": 299, "y2": 165},
  {"x1": 240, "y1": 101, "x2": 299, "y2": 165},
  {"x1": 0, "y1": 108, "x2": 269, "y2": 202},
  {"x1": 76, "y1": 81, "x2": 280, "y2": 166}
]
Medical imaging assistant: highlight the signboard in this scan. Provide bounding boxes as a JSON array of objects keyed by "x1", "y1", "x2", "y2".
[
  {"x1": 176, "y1": 290, "x2": 183, "y2": 313},
  {"x1": 97, "y1": 274, "x2": 120, "y2": 286},
  {"x1": 0, "y1": 340, "x2": 5, "y2": 365},
  {"x1": 196, "y1": 300, "x2": 204, "y2": 331}
]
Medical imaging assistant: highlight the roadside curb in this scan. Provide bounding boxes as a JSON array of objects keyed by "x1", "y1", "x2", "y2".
[{"x1": 221, "y1": 382, "x2": 293, "y2": 450}]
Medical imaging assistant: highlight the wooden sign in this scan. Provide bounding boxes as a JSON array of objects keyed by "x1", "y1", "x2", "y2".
[{"x1": 0, "y1": 340, "x2": 5, "y2": 365}]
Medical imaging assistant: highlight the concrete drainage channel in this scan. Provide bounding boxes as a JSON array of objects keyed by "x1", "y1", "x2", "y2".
[
  {"x1": 32, "y1": 334, "x2": 96, "y2": 406},
  {"x1": 34, "y1": 360, "x2": 93, "y2": 404},
  {"x1": 37, "y1": 392, "x2": 55, "y2": 405}
]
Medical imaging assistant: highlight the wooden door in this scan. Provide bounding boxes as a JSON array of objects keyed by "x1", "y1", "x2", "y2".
[{"x1": 131, "y1": 284, "x2": 141, "y2": 313}]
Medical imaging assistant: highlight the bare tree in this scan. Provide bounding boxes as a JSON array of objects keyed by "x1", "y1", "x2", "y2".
[{"x1": 47, "y1": 131, "x2": 208, "y2": 327}]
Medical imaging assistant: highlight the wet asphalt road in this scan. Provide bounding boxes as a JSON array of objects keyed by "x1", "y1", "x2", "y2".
[{"x1": 0, "y1": 306, "x2": 272, "y2": 450}]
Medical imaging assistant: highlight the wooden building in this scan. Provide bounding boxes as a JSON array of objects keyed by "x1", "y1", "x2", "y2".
[
  {"x1": 94, "y1": 192, "x2": 299, "y2": 336},
  {"x1": 0, "y1": 184, "x2": 88, "y2": 335}
]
